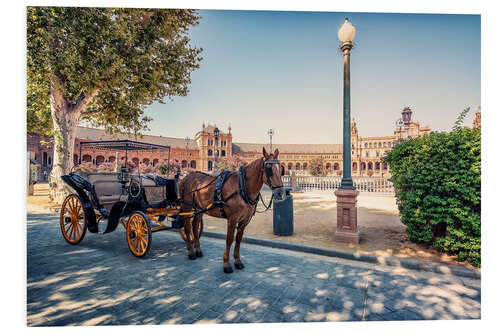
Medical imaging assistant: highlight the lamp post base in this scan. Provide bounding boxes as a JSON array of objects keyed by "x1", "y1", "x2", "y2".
[{"x1": 334, "y1": 188, "x2": 360, "y2": 244}]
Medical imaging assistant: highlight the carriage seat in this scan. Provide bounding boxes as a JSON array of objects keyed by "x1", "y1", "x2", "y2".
[{"x1": 86, "y1": 173, "x2": 122, "y2": 208}]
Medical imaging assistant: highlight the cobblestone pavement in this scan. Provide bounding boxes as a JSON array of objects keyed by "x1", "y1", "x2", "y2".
[{"x1": 27, "y1": 212, "x2": 481, "y2": 326}]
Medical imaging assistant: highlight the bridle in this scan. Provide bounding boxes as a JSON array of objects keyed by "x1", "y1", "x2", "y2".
[{"x1": 262, "y1": 159, "x2": 284, "y2": 190}]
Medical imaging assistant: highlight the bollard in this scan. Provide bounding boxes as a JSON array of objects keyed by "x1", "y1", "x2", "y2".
[{"x1": 273, "y1": 187, "x2": 293, "y2": 236}]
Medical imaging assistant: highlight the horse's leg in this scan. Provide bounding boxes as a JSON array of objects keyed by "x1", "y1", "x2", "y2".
[
  {"x1": 184, "y1": 216, "x2": 196, "y2": 260},
  {"x1": 193, "y1": 214, "x2": 203, "y2": 258},
  {"x1": 223, "y1": 220, "x2": 237, "y2": 273},
  {"x1": 233, "y1": 221, "x2": 249, "y2": 270}
]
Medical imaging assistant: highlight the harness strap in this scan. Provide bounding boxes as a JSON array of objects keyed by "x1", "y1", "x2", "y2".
[
  {"x1": 238, "y1": 166, "x2": 259, "y2": 205},
  {"x1": 214, "y1": 170, "x2": 230, "y2": 217}
]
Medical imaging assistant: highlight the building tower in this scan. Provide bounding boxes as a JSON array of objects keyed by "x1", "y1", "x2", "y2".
[{"x1": 473, "y1": 106, "x2": 481, "y2": 129}]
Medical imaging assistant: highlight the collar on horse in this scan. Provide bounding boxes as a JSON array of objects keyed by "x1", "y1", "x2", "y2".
[{"x1": 238, "y1": 165, "x2": 259, "y2": 205}]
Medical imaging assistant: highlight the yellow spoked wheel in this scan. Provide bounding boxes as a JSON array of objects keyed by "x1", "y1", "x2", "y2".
[
  {"x1": 60, "y1": 194, "x2": 87, "y2": 245},
  {"x1": 126, "y1": 212, "x2": 152, "y2": 258}
]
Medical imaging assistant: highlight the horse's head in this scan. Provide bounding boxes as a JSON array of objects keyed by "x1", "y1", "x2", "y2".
[{"x1": 262, "y1": 147, "x2": 286, "y2": 202}]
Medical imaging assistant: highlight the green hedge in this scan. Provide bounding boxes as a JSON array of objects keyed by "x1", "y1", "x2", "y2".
[{"x1": 383, "y1": 127, "x2": 481, "y2": 266}]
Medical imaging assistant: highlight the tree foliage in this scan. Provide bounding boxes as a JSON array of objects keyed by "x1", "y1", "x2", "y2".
[
  {"x1": 219, "y1": 155, "x2": 248, "y2": 171},
  {"x1": 452, "y1": 107, "x2": 471, "y2": 131},
  {"x1": 27, "y1": 7, "x2": 203, "y2": 136},
  {"x1": 383, "y1": 126, "x2": 481, "y2": 266}
]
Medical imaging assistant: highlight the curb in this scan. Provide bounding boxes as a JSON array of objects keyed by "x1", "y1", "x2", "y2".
[{"x1": 200, "y1": 230, "x2": 480, "y2": 280}]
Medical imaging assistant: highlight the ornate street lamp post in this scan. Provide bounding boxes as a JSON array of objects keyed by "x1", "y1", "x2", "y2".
[
  {"x1": 334, "y1": 18, "x2": 360, "y2": 244},
  {"x1": 214, "y1": 127, "x2": 219, "y2": 174},
  {"x1": 267, "y1": 128, "x2": 275, "y2": 151}
]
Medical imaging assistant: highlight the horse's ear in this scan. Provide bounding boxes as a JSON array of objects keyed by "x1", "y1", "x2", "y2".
[
  {"x1": 262, "y1": 147, "x2": 269, "y2": 159},
  {"x1": 273, "y1": 148, "x2": 279, "y2": 159}
]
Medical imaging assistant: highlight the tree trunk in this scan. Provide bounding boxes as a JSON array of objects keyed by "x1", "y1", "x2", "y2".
[
  {"x1": 48, "y1": 105, "x2": 80, "y2": 203},
  {"x1": 48, "y1": 77, "x2": 97, "y2": 203}
]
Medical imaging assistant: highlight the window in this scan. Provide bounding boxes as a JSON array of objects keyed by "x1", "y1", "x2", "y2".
[
  {"x1": 208, "y1": 161, "x2": 212, "y2": 171},
  {"x1": 221, "y1": 150, "x2": 226, "y2": 157},
  {"x1": 376, "y1": 151, "x2": 380, "y2": 157},
  {"x1": 364, "y1": 143, "x2": 368, "y2": 148},
  {"x1": 208, "y1": 149, "x2": 213, "y2": 156},
  {"x1": 365, "y1": 151, "x2": 369, "y2": 157}
]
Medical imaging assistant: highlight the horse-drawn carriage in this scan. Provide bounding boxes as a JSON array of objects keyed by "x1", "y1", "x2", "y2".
[
  {"x1": 60, "y1": 139, "x2": 201, "y2": 257},
  {"x1": 61, "y1": 139, "x2": 286, "y2": 272}
]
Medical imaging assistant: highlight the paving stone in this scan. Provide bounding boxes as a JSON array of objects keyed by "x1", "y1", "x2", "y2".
[{"x1": 26, "y1": 212, "x2": 481, "y2": 326}]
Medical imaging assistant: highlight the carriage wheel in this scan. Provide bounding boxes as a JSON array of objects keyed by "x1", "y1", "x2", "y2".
[
  {"x1": 60, "y1": 194, "x2": 87, "y2": 245},
  {"x1": 126, "y1": 212, "x2": 152, "y2": 258}
]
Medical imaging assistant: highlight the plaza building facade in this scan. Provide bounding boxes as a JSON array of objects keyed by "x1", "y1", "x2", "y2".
[{"x1": 27, "y1": 107, "x2": 431, "y2": 178}]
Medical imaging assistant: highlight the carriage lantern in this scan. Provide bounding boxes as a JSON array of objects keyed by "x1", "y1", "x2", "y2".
[{"x1": 118, "y1": 164, "x2": 130, "y2": 185}]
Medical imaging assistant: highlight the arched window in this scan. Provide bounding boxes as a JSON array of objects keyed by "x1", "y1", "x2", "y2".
[
  {"x1": 365, "y1": 151, "x2": 369, "y2": 157},
  {"x1": 378, "y1": 142, "x2": 382, "y2": 147},
  {"x1": 132, "y1": 157, "x2": 139, "y2": 167},
  {"x1": 153, "y1": 159, "x2": 159, "y2": 166},
  {"x1": 208, "y1": 160, "x2": 213, "y2": 171},
  {"x1": 295, "y1": 163, "x2": 300, "y2": 170},
  {"x1": 302, "y1": 163, "x2": 307, "y2": 170},
  {"x1": 221, "y1": 150, "x2": 226, "y2": 157},
  {"x1": 208, "y1": 149, "x2": 213, "y2": 156},
  {"x1": 376, "y1": 151, "x2": 380, "y2": 157},
  {"x1": 326, "y1": 163, "x2": 331, "y2": 170},
  {"x1": 383, "y1": 162, "x2": 388, "y2": 170},
  {"x1": 108, "y1": 156, "x2": 116, "y2": 163},
  {"x1": 142, "y1": 158, "x2": 150, "y2": 165},
  {"x1": 288, "y1": 163, "x2": 293, "y2": 170},
  {"x1": 364, "y1": 143, "x2": 368, "y2": 148},
  {"x1": 375, "y1": 162, "x2": 380, "y2": 170},
  {"x1": 181, "y1": 160, "x2": 187, "y2": 168},
  {"x1": 368, "y1": 162, "x2": 373, "y2": 170},
  {"x1": 42, "y1": 151, "x2": 48, "y2": 167},
  {"x1": 333, "y1": 163, "x2": 339, "y2": 170},
  {"x1": 207, "y1": 139, "x2": 210, "y2": 146},
  {"x1": 190, "y1": 160, "x2": 196, "y2": 169},
  {"x1": 352, "y1": 162, "x2": 358, "y2": 171},
  {"x1": 361, "y1": 162, "x2": 366, "y2": 170},
  {"x1": 82, "y1": 154, "x2": 92, "y2": 163},
  {"x1": 96, "y1": 155, "x2": 105, "y2": 166}
]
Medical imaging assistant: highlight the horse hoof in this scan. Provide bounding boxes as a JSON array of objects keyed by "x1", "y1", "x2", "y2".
[
  {"x1": 188, "y1": 253, "x2": 197, "y2": 260},
  {"x1": 234, "y1": 262, "x2": 245, "y2": 270},
  {"x1": 195, "y1": 251, "x2": 203, "y2": 258},
  {"x1": 223, "y1": 266, "x2": 234, "y2": 274}
]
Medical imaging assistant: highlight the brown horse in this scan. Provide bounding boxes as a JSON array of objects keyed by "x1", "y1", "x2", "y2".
[{"x1": 178, "y1": 147, "x2": 285, "y2": 273}]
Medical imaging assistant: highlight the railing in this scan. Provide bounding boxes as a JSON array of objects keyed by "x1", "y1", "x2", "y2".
[{"x1": 281, "y1": 175, "x2": 394, "y2": 193}]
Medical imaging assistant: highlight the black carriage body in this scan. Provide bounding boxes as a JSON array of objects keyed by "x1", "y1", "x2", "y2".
[
  {"x1": 62, "y1": 172, "x2": 181, "y2": 232},
  {"x1": 61, "y1": 139, "x2": 184, "y2": 234}
]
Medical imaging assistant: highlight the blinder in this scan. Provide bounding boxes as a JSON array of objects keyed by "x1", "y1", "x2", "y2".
[
  {"x1": 262, "y1": 159, "x2": 284, "y2": 191},
  {"x1": 263, "y1": 160, "x2": 280, "y2": 178}
]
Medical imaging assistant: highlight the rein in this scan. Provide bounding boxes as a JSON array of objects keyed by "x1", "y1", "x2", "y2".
[{"x1": 255, "y1": 192, "x2": 274, "y2": 213}]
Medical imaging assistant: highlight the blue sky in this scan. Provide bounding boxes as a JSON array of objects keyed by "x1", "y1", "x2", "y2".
[{"x1": 144, "y1": 10, "x2": 480, "y2": 144}]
